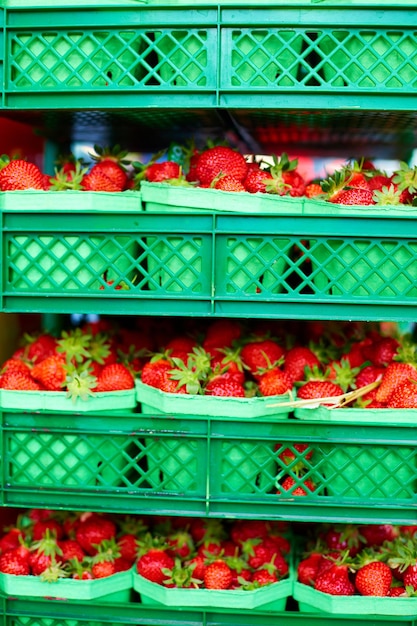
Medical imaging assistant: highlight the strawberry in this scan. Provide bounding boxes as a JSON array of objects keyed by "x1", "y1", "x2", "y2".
[
  {"x1": 203, "y1": 559, "x2": 233, "y2": 589},
  {"x1": 185, "y1": 554, "x2": 206, "y2": 580},
  {"x1": 0, "y1": 528, "x2": 25, "y2": 554},
  {"x1": 329, "y1": 187, "x2": 375, "y2": 205},
  {"x1": 95, "y1": 362, "x2": 135, "y2": 392},
  {"x1": 257, "y1": 367, "x2": 292, "y2": 396},
  {"x1": 242, "y1": 538, "x2": 277, "y2": 570},
  {"x1": 283, "y1": 346, "x2": 321, "y2": 383},
  {"x1": 243, "y1": 167, "x2": 273, "y2": 194},
  {"x1": 277, "y1": 475, "x2": 316, "y2": 496},
  {"x1": 31, "y1": 354, "x2": 67, "y2": 391},
  {"x1": 403, "y1": 564, "x2": 417, "y2": 590},
  {"x1": 268, "y1": 153, "x2": 306, "y2": 197},
  {"x1": 297, "y1": 552, "x2": 323, "y2": 586},
  {"x1": 361, "y1": 336, "x2": 399, "y2": 367},
  {"x1": 0, "y1": 158, "x2": 45, "y2": 191},
  {"x1": 0, "y1": 369, "x2": 41, "y2": 390},
  {"x1": 75, "y1": 516, "x2": 117, "y2": 556},
  {"x1": 25, "y1": 333, "x2": 58, "y2": 363},
  {"x1": 304, "y1": 183, "x2": 323, "y2": 198},
  {"x1": 240, "y1": 339, "x2": 285, "y2": 377},
  {"x1": 203, "y1": 319, "x2": 242, "y2": 353},
  {"x1": 32, "y1": 518, "x2": 64, "y2": 541},
  {"x1": 388, "y1": 586, "x2": 407, "y2": 597},
  {"x1": 166, "y1": 531, "x2": 194, "y2": 559},
  {"x1": 82, "y1": 168, "x2": 122, "y2": 192},
  {"x1": 0, "y1": 549, "x2": 30, "y2": 575},
  {"x1": 141, "y1": 358, "x2": 173, "y2": 388},
  {"x1": 213, "y1": 175, "x2": 246, "y2": 192},
  {"x1": 117, "y1": 534, "x2": 139, "y2": 563},
  {"x1": 137, "y1": 548, "x2": 175, "y2": 585},
  {"x1": 196, "y1": 146, "x2": 248, "y2": 186},
  {"x1": 297, "y1": 380, "x2": 344, "y2": 402},
  {"x1": 386, "y1": 379, "x2": 417, "y2": 408},
  {"x1": 314, "y1": 563, "x2": 355, "y2": 595},
  {"x1": 145, "y1": 161, "x2": 181, "y2": 183},
  {"x1": 367, "y1": 174, "x2": 394, "y2": 192},
  {"x1": 230, "y1": 520, "x2": 270, "y2": 545},
  {"x1": 92, "y1": 560, "x2": 116, "y2": 579},
  {"x1": 375, "y1": 361, "x2": 417, "y2": 403},
  {"x1": 276, "y1": 443, "x2": 313, "y2": 468},
  {"x1": 360, "y1": 525, "x2": 398, "y2": 547},
  {"x1": 205, "y1": 375, "x2": 245, "y2": 397},
  {"x1": 355, "y1": 561, "x2": 392, "y2": 596},
  {"x1": 89, "y1": 144, "x2": 129, "y2": 190},
  {"x1": 251, "y1": 568, "x2": 279, "y2": 586},
  {"x1": 56, "y1": 539, "x2": 85, "y2": 563},
  {"x1": 354, "y1": 364, "x2": 385, "y2": 389}
]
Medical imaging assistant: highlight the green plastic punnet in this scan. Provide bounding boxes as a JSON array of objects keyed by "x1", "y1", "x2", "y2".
[
  {"x1": 136, "y1": 379, "x2": 292, "y2": 418},
  {"x1": 141, "y1": 182, "x2": 304, "y2": 214},
  {"x1": 0, "y1": 388, "x2": 137, "y2": 412},
  {"x1": 0, "y1": 190, "x2": 141, "y2": 212},
  {"x1": 133, "y1": 570, "x2": 292, "y2": 610},
  {"x1": 294, "y1": 580, "x2": 417, "y2": 615},
  {"x1": 295, "y1": 405, "x2": 417, "y2": 425},
  {"x1": 0, "y1": 568, "x2": 133, "y2": 601},
  {"x1": 303, "y1": 197, "x2": 417, "y2": 218}
]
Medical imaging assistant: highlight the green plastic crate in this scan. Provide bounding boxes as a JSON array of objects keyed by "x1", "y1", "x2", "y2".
[
  {"x1": 319, "y1": 28, "x2": 417, "y2": 89},
  {"x1": 294, "y1": 580, "x2": 417, "y2": 615},
  {"x1": 137, "y1": 380, "x2": 291, "y2": 494},
  {"x1": 0, "y1": 569, "x2": 132, "y2": 602},
  {"x1": 133, "y1": 570, "x2": 292, "y2": 611}
]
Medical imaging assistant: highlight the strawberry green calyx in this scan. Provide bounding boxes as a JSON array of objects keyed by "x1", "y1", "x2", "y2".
[
  {"x1": 40, "y1": 561, "x2": 69, "y2": 583},
  {"x1": 392, "y1": 162, "x2": 417, "y2": 193},
  {"x1": 92, "y1": 538, "x2": 120, "y2": 563},
  {"x1": 86, "y1": 332, "x2": 111, "y2": 365},
  {"x1": 66, "y1": 369, "x2": 97, "y2": 402},
  {"x1": 57, "y1": 328, "x2": 92, "y2": 365},
  {"x1": 162, "y1": 557, "x2": 202, "y2": 588},
  {"x1": 373, "y1": 184, "x2": 403, "y2": 206},
  {"x1": 321, "y1": 169, "x2": 351, "y2": 199},
  {"x1": 90, "y1": 144, "x2": 130, "y2": 169},
  {"x1": 50, "y1": 161, "x2": 88, "y2": 191}
]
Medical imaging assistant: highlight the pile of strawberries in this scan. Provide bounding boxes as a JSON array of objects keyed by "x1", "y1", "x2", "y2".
[
  {"x1": 0, "y1": 321, "x2": 140, "y2": 397},
  {"x1": 137, "y1": 141, "x2": 417, "y2": 207},
  {"x1": 297, "y1": 522, "x2": 417, "y2": 597},
  {"x1": 0, "y1": 509, "x2": 139, "y2": 581},
  {"x1": 138, "y1": 317, "x2": 417, "y2": 408},
  {"x1": 135, "y1": 517, "x2": 290, "y2": 590}
]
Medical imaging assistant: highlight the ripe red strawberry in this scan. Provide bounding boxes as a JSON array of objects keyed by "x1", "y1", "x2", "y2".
[
  {"x1": 277, "y1": 443, "x2": 313, "y2": 467},
  {"x1": 92, "y1": 560, "x2": 116, "y2": 579},
  {"x1": 0, "y1": 549, "x2": 30, "y2": 575},
  {"x1": 0, "y1": 369, "x2": 41, "y2": 390},
  {"x1": 205, "y1": 374, "x2": 245, "y2": 397},
  {"x1": 32, "y1": 519, "x2": 64, "y2": 541},
  {"x1": 203, "y1": 559, "x2": 233, "y2": 589},
  {"x1": 314, "y1": 563, "x2": 355, "y2": 595},
  {"x1": 189, "y1": 518, "x2": 226, "y2": 544},
  {"x1": 196, "y1": 146, "x2": 248, "y2": 186},
  {"x1": 268, "y1": 153, "x2": 306, "y2": 197},
  {"x1": 95, "y1": 362, "x2": 135, "y2": 392},
  {"x1": 297, "y1": 552, "x2": 323, "y2": 586},
  {"x1": 360, "y1": 525, "x2": 398, "y2": 547},
  {"x1": 213, "y1": 175, "x2": 246, "y2": 192},
  {"x1": 145, "y1": 161, "x2": 181, "y2": 183},
  {"x1": 329, "y1": 187, "x2": 375, "y2": 206},
  {"x1": 258, "y1": 368, "x2": 292, "y2": 396},
  {"x1": 367, "y1": 174, "x2": 394, "y2": 192},
  {"x1": 31, "y1": 354, "x2": 67, "y2": 391},
  {"x1": 167, "y1": 531, "x2": 194, "y2": 559},
  {"x1": 404, "y1": 564, "x2": 417, "y2": 590},
  {"x1": 251, "y1": 568, "x2": 279, "y2": 586},
  {"x1": 375, "y1": 362, "x2": 417, "y2": 403},
  {"x1": 386, "y1": 379, "x2": 417, "y2": 408},
  {"x1": 240, "y1": 339, "x2": 285, "y2": 377},
  {"x1": 388, "y1": 586, "x2": 407, "y2": 597},
  {"x1": 277, "y1": 475, "x2": 316, "y2": 496},
  {"x1": 1, "y1": 358, "x2": 32, "y2": 377},
  {"x1": 0, "y1": 158, "x2": 45, "y2": 191},
  {"x1": 82, "y1": 168, "x2": 122, "y2": 192},
  {"x1": 57, "y1": 539, "x2": 85, "y2": 563},
  {"x1": 141, "y1": 358, "x2": 173, "y2": 388},
  {"x1": 203, "y1": 319, "x2": 242, "y2": 353},
  {"x1": 304, "y1": 183, "x2": 323, "y2": 198},
  {"x1": 355, "y1": 364, "x2": 385, "y2": 389},
  {"x1": 355, "y1": 561, "x2": 392, "y2": 596},
  {"x1": 185, "y1": 555, "x2": 207, "y2": 580},
  {"x1": 75, "y1": 516, "x2": 117, "y2": 556},
  {"x1": 243, "y1": 539, "x2": 277, "y2": 570},
  {"x1": 297, "y1": 380, "x2": 344, "y2": 401},
  {"x1": 0, "y1": 528, "x2": 25, "y2": 554},
  {"x1": 117, "y1": 534, "x2": 139, "y2": 563},
  {"x1": 137, "y1": 548, "x2": 175, "y2": 584},
  {"x1": 164, "y1": 336, "x2": 198, "y2": 363},
  {"x1": 283, "y1": 346, "x2": 321, "y2": 383},
  {"x1": 362, "y1": 336, "x2": 400, "y2": 367},
  {"x1": 89, "y1": 144, "x2": 129, "y2": 190},
  {"x1": 243, "y1": 167, "x2": 273, "y2": 194},
  {"x1": 26, "y1": 333, "x2": 58, "y2": 363},
  {"x1": 29, "y1": 550, "x2": 53, "y2": 576}
]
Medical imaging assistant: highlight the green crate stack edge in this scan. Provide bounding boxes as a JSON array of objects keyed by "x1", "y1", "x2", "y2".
[{"x1": 2, "y1": 2, "x2": 417, "y2": 625}]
